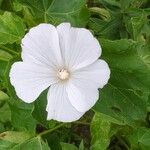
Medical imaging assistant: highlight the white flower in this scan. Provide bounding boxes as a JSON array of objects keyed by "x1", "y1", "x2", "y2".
[{"x1": 9, "y1": 23, "x2": 110, "y2": 122}]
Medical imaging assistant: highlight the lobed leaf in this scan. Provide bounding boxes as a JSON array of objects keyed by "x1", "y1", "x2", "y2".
[
  {"x1": 0, "y1": 12, "x2": 26, "y2": 44},
  {"x1": 94, "y1": 39, "x2": 150, "y2": 126},
  {"x1": 16, "y1": 0, "x2": 89, "y2": 26}
]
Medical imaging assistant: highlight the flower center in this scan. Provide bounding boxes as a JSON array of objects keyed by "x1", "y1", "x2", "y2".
[{"x1": 57, "y1": 69, "x2": 70, "y2": 80}]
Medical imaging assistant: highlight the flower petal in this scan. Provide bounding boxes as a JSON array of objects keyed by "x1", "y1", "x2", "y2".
[
  {"x1": 9, "y1": 62, "x2": 58, "y2": 103},
  {"x1": 66, "y1": 82, "x2": 99, "y2": 112},
  {"x1": 57, "y1": 23, "x2": 101, "y2": 70},
  {"x1": 21, "y1": 24, "x2": 62, "y2": 68},
  {"x1": 72, "y1": 59, "x2": 110, "y2": 89},
  {"x1": 46, "y1": 84, "x2": 84, "y2": 122},
  {"x1": 66, "y1": 60, "x2": 110, "y2": 112}
]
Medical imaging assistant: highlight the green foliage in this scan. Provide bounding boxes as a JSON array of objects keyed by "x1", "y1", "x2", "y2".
[
  {"x1": 0, "y1": 48, "x2": 12, "y2": 84},
  {"x1": 0, "y1": 136, "x2": 50, "y2": 150},
  {"x1": 0, "y1": 12, "x2": 26, "y2": 44},
  {"x1": 0, "y1": 50, "x2": 12, "y2": 61},
  {"x1": 0, "y1": 91, "x2": 9, "y2": 101},
  {"x1": 79, "y1": 140, "x2": 84, "y2": 150},
  {"x1": 0, "y1": 0, "x2": 150, "y2": 149},
  {"x1": 9, "y1": 99, "x2": 36, "y2": 131},
  {"x1": 128, "y1": 127, "x2": 150, "y2": 149},
  {"x1": 15, "y1": 0, "x2": 89, "y2": 27},
  {"x1": 0, "y1": 131, "x2": 33, "y2": 143},
  {"x1": 61, "y1": 142, "x2": 78, "y2": 150},
  {"x1": 11, "y1": 137, "x2": 50, "y2": 150},
  {"x1": 90, "y1": 113, "x2": 112, "y2": 150},
  {"x1": 32, "y1": 90, "x2": 49, "y2": 128},
  {"x1": 0, "y1": 101, "x2": 11, "y2": 123},
  {"x1": 94, "y1": 39, "x2": 150, "y2": 126}
]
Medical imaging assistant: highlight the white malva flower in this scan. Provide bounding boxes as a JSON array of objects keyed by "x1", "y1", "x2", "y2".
[{"x1": 9, "y1": 23, "x2": 110, "y2": 122}]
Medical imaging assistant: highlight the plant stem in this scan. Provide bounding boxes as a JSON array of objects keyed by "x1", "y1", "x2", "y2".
[
  {"x1": 37, "y1": 120, "x2": 90, "y2": 137},
  {"x1": 38, "y1": 123, "x2": 65, "y2": 137}
]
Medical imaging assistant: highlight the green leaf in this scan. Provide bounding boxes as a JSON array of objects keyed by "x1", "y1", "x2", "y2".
[
  {"x1": 12, "y1": 137, "x2": 50, "y2": 150},
  {"x1": 0, "y1": 49, "x2": 12, "y2": 61},
  {"x1": 88, "y1": 15, "x2": 123, "y2": 39},
  {"x1": 79, "y1": 140, "x2": 84, "y2": 150},
  {"x1": 128, "y1": 127, "x2": 150, "y2": 150},
  {"x1": 0, "y1": 131, "x2": 34, "y2": 143},
  {"x1": 0, "y1": 91, "x2": 10, "y2": 125},
  {"x1": 0, "y1": 122, "x2": 5, "y2": 132},
  {"x1": 0, "y1": 49, "x2": 12, "y2": 80},
  {"x1": 16, "y1": 0, "x2": 89, "y2": 26},
  {"x1": 0, "y1": 100, "x2": 11, "y2": 123},
  {"x1": 0, "y1": 60, "x2": 9, "y2": 80},
  {"x1": 101, "y1": 39, "x2": 150, "y2": 92},
  {"x1": 32, "y1": 89, "x2": 48, "y2": 127},
  {"x1": 131, "y1": 13, "x2": 150, "y2": 42},
  {"x1": 125, "y1": 0, "x2": 149, "y2": 8},
  {"x1": 61, "y1": 142, "x2": 78, "y2": 150},
  {"x1": 45, "y1": 133, "x2": 61, "y2": 150},
  {"x1": 89, "y1": 7, "x2": 111, "y2": 21},
  {"x1": 12, "y1": 0, "x2": 36, "y2": 27},
  {"x1": 0, "y1": 91, "x2": 9, "y2": 101},
  {"x1": 98, "y1": 0, "x2": 121, "y2": 8},
  {"x1": 0, "y1": 49, "x2": 12, "y2": 81},
  {"x1": 0, "y1": 140, "x2": 15, "y2": 150},
  {"x1": 0, "y1": 136, "x2": 50, "y2": 150},
  {"x1": 90, "y1": 112, "x2": 117, "y2": 150},
  {"x1": 95, "y1": 84, "x2": 148, "y2": 125},
  {"x1": 94, "y1": 39, "x2": 150, "y2": 126},
  {"x1": 9, "y1": 99, "x2": 36, "y2": 131},
  {"x1": 0, "y1": 12, "x2": 26, "y2": 44}
]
